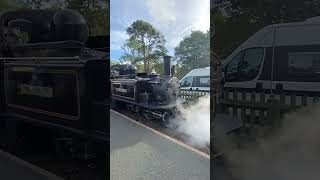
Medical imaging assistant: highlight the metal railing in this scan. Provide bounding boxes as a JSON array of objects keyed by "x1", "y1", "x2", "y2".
[{"x1": 178, "y1": 89, "x2": 210, "y2": 103}]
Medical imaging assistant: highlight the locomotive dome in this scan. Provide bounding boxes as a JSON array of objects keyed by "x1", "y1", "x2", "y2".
[
  {"x1": 127, "y1": 64, "x2": 137, "y2": 74},
  {"x1": 53, "y1": 9, "x2": 89, "y2": 43}
]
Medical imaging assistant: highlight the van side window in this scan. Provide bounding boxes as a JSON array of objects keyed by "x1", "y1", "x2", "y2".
[
  {"x1": 288, "y1": 52, "x2": 320, "y2": 74},
  {"x1": 226, "y1": 48, "x2": 264, "y2": 82},
  {"x1": 194, "y1": 76, "x2": 210, "y2": 87},
  {"x1": 180, "y1": 76, "x2": 193, "y2": 87}
]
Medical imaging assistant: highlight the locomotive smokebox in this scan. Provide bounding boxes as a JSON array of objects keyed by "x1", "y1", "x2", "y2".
[{"x1": 163, "y1": 55, "x2": 172, "y2": 77}]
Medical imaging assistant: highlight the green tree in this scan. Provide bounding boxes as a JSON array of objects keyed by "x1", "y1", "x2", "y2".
[
  {"x1": 110, "y1": 60, "x2": 119, "y2": 66},
  {"x1": 24, "y1": 0, "x2": 109, "y2": 35},
  {"x1": 151, "y1": 62, "x2": 164, "y2": 76},
  {"x1": 0, "y1": 1, "x2": 23, "y2": 12},
  {"x1": 175, "y1": 64, "x2": 192, "y2": 80},
  {"x1": 124, "y1": 20, "x2": 167, "y2": 73},
  {"x1": 212, "y1": 7, "x2": 262, "y2": 59},
  {"x1": 0, "y1": 1, "x2": 11, "y2": 11},
  {"x1": 174, "y1": 31, "x2": 210, "y2": 71},
  {"x1": 226, "y1": 0, "x2": 320, "y2": 25},
  {"x1": 211, "y1": 0, "x2": 320, "y2": 59},
  {"x1": 120, "y1": 39, "x2": 144, "y2": 64},
  {"x1": 67, "y1": 0, "x2": 109, "y2": 35}
]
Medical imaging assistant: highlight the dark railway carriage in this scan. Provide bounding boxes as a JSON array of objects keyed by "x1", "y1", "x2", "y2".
[
  {"x1": 0, "y1": 9, "x2": 109, "y2": 158},
  {"x1": 111, "y1": 56, "x2": 183, "y2": 122}
]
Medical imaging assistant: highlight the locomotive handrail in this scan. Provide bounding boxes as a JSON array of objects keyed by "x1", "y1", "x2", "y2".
[{"x1": 0, "y1": 56, "x2": 80, "y2": 60}]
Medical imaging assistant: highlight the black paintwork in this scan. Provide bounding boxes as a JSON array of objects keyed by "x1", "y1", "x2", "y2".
[
  {"x1": 0, "y1": 10, "x2": 109, "y2": 144},
  {"x1": 110, "y1": 57, "x2": 181, "y2": 111}
]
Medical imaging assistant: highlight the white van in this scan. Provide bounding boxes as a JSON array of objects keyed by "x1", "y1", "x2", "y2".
[
  {"x1": 222, "y1": 16, "x2": 320, "y2": 106},
  {"x1": 179, "y1": 67, "x2": 210, "y2": 92}
]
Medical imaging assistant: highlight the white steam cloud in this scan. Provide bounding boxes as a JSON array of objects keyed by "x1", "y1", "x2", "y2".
[
  {"x1": 170, "y1": 96, "x2": 210, "y2": 149},
  {"x1": 216, "y1": 104, "x2": 320, "y2": 180}
]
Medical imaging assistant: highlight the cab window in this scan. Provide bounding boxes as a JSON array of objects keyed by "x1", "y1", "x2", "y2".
[
  {"x1": 180, "y1": 76, "x2": 193, "y2": 87},
  {"x1": 225, "y1": 48, "x2": 264, "y2": 82}
]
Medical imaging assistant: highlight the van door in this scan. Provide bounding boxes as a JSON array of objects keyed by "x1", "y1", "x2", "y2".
[
  {"x1": 223, "y1": 47, "x2": 271, "y2": 107},
  {"x1": 224, "y1": 48, "x2": 266, "y2": 88}
]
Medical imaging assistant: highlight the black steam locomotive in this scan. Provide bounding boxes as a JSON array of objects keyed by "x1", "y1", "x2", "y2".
[
  {"x1": 111, "y1": 56, "x2": 183, "y2": 122},
  {"x1": 0, "y1": 9, "x2": 109, "y2": 158}
]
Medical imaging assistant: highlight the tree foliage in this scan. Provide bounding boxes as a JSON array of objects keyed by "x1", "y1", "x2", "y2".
[
  {"x1": 0, "y1": 1, "x2": 11, "y2": 11},
  {"x1": 212, "y1": 8, "x2": 262, "y2": 58},
  {"x1": 123, "y1": 20, "x2": 167, "y2": 73},
  {"x1": 23, "y1": 0, "x2": 109, "y2": 35},
  {"x1": 120, "y1": 39, "x2": 144, "y2": 64},
  {"x1": 226, "y1": 0, "x2": 320, "y2": 25},
  {"x1": 211, "y1": 0, "x2": 320, "y2": 59},
  {"x1": 175, "y1": 31, "x2": 210, "y2": 70},
  {"x1": 175, "y1": 64, "x2": 192, "y2": 80},
  {"x1": 0, "y1": 1, "x2": 23, "y2": 12}
]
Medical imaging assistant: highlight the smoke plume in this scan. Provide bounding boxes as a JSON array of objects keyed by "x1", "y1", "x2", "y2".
[
  {"x1": 169, "y1": 96, "x2": 210, "y2": 149},
  {"x1": 216, "y1": 104, "x2": 320, "y2": 180}
]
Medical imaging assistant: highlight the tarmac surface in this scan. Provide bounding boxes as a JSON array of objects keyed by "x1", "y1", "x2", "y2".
[
  {"x1": 0, "y1": 149, "x2": 63, "y2": 180},
  {"x1": 110, "y1": 110, "x2": 210, "y2": 180}
]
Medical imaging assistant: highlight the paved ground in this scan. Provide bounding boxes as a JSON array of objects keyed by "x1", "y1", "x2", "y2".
[
  {"x1": 0, "y1": 150, "x2": 63, "y2": 180},
  {"x1": 110, "y1": 110, "x2": 210, "y2": 180},
  {"x1": 212, "y1": 158, "x2": 235, "y2": 180}
]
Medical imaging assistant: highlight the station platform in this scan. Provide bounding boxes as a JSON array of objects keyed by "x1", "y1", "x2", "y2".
[
  {"x1": 110, "y1": 110, "x2": 210, "y2": 180},
  {"x1": 0, "y1": 149, "x2": 63, "y2": 180}
]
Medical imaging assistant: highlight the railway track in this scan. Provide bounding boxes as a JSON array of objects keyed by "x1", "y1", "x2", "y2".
[{"x1": 112, "y1": 108, "x2": 210, "y2": 155}]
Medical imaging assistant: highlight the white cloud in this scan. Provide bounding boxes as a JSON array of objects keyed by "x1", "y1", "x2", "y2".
[
  {"x1": 145, "y1": 0, "x2": 176, "y2": 29},
  {"x1": 110, "y1": 30, "x2": 128, "y2": 51},
  {"x1": 111, "y1": 0, "x2": 210, "y2": 56},
  {"x1": 144, "y1": 0, "x2": 210, "y2": 54}
]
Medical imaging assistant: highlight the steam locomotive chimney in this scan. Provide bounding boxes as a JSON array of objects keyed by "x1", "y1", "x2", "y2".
[{"x1": 163, "y1": 55, "x2": 172, "y2": 77}]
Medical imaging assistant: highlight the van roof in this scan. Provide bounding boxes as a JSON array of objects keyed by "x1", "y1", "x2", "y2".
[
  {"x1": 223, "y1": 17, "x2": 320, "y2": 65},
  {"x1": 192, "y1": 67, "x2": 210, "y2": 71},
  {"x1": 181, "y1": 67, "x2": 210, "y2": 79}
]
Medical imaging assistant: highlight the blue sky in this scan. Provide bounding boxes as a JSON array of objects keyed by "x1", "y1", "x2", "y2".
[{"x1": 110, "y1": 0, "x2": 210, "y2": 62}]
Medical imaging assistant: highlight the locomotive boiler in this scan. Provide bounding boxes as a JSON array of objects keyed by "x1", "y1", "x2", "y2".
[
  {"x1": 111, "y1": 56, "x2": 183, "y2": 123},
  {"x1": 0, "y1": 9, "x2": 109, "y2": 158}
]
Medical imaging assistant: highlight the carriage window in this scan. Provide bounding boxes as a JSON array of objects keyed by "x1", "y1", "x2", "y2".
[
  {"x1": 226, "y1": 48, "x2": 264, "y2": 82},
  {"x1": 180, "y1": 76, "x2": 193, "y2": 87},
  {"x1": 288, "y1": 52, "x2": 320, "y2": 73}
]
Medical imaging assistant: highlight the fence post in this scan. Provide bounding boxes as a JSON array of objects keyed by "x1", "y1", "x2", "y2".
[
  {"x1": 267, "y1": 98, "x2": 281, "y2": 129},
  {"x1": 191, "y1": 93, "x2": 199, "y2": 102}
]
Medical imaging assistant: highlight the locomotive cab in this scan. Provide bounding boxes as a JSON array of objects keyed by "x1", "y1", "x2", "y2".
[{"x1": 0, "y1": 9, "x2": 109, "y2": 158}]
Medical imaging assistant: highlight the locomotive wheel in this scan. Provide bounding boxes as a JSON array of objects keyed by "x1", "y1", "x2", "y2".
[{"x1": 162, "y1": 112, "x2": 170, "y2": 124}]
